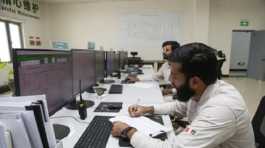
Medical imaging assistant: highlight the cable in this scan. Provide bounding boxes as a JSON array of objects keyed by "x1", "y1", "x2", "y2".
[{"x1": 50, "y1": 116, "x2": 90, "y2": 124}]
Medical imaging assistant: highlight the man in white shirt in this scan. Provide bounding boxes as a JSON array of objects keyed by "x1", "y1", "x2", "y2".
[
  {"x1": 111, "y1": 43, "x2": 255, "y2": 148},
  {"x1": 128, "y1": 41, "x2": 179, "y2": 82},
  {"x1": 128, "y1": 41, "x2": 180, "y2": 96}
]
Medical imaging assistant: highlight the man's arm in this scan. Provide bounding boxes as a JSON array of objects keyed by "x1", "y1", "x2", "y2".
[
  {"x1": 152, "y1": 62, "x2": 168, "y2": 81},
  {"x1": 130, "y1": 106, "x2": 237, "y2": 148},
  {"x1": 153, "y1": 101, "x2": 187, "y2": 116}
]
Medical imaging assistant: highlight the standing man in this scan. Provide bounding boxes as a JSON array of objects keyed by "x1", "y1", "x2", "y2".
[{"x1": 111, "y1": 43, "x2": 255, "y2": 148}]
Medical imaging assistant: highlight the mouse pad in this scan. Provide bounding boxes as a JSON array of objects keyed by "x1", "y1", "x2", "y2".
[
  {"x1": 94, "y1": 102, "x2": 123, "y2": 112},
  {"x1": 119, "y1": 115, "x2": 167, "y2": 147}
]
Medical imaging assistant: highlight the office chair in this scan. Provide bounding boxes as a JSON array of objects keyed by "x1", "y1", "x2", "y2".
[
  {"x1": 217, "y1": 50, "x2": 226, "y2": 79},
  {"x1": 252, "y1": 96, "x2": 265, "y2": 148}
]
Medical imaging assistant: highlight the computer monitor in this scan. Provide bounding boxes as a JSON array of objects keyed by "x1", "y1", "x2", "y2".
[
  {"x1": 105, "y1": 51, "x2": 115, "y2": 76},
  {"x1": 113, "y1": 52, "x2": 120, "y2": 72},
  {"x1": 69, "y1": 49, "x2": 96, "y2": 109},
  {"x1": 13, "y1": 49, "x2": 73, "y2": 116},
  {"x1": 72, "y1": 49, "x2": 96, "y2": 96},
  {"x1": 119, "y1": 51, "x2": 128, "y2": 70},
  {"x1": 95, "y1": 50, "x2": 105, "y2": 82}
]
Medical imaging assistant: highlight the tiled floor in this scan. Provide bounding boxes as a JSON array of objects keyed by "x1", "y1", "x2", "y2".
[{"x1": 223, "y1": 77, "x2": 265, "y2": 117}]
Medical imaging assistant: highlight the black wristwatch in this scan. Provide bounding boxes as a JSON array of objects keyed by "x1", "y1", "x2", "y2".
[{"x1": 121, "y1": 126, "x2": 134, "y2": 139}]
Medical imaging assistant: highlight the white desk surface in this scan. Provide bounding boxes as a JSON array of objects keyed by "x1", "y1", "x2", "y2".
[{"x1": 50, "y1": 66, "x2": 175, "y2": 148}]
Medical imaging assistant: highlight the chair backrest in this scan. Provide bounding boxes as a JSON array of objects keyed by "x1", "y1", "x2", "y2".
[
  {"x1": 216, "y1": 50, "x2": 226, "y2": 79},
  {"x1": 252, "y1": 96, "x2": 265, "y2": 148}
]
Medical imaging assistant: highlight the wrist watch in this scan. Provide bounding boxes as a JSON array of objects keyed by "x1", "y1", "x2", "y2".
[{"x1": 120, "y1": 126, "x2": 134, "y2": 139}]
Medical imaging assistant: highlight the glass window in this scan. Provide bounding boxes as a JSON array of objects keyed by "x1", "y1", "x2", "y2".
[
  {"x1": 0, "y1": 20, "x2": 23, "y2": 62},
  {"x1": 0, "y1": 21, "x2": 10, "y2": 62},
  {"x1": 9, "y1": 23, "x2": 22, "y2": 49}
]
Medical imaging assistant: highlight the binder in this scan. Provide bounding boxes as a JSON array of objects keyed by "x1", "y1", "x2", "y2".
[
  {"x1": 0, "y1": 95, "x2": 56, "y2": 148},
  {"x1": 0, "y1": 122, "x2": 8, "y2": 148},
  {"x1": 0, "y1": 113, "x2": 32, "y2": 148}
]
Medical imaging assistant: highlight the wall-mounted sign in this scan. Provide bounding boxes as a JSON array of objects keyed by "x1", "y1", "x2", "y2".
[
  {"x1": 36, "y1": 36, "x2": 41, "y2": 46},
  {"x1": 88, "y1": 41, "x2": 95, "y2": 49},
  {"x1": 52, "y1": 41, "x2": 69, "y2": 50},
  {"x1": 0, "y1": 0, "x2": 40, "y2": 19},
  {"x1": 240, "y1": 19, "x2": 249, "y2": 27},
  {"x1": 29, "y1": 36, "x2": 35, "y2": 46},
  {"x1": 29, "y1": 36, "x2": 41, "y2": 46}
]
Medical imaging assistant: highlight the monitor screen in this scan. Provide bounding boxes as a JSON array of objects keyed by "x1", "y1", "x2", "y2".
[
  {"x1": 106, "y1": 51, "x2": 115, "y2": 76},
  {"x1": 113, "y1": 52, "x2": 120, "y2": 72},
  {"x1": 95, "y1": 50, "x2": 105, "y2": 82},
  {"x1": 72, "y1": 49, "x2": 96, "y2": 96},
  {"x1": 13, "y1": 49, "x2": 73, "y2": 116},
  {"x1": 119, "y1": 51, "x2": 128, "y2": 69}
]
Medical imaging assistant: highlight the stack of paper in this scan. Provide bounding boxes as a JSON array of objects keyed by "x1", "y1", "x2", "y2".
[{"x1": 110, "y1": 116, "x2": 172, "y2": 137}]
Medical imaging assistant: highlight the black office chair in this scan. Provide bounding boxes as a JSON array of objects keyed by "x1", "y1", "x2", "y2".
[
  {"x1": 252, "y1": 96, "x2": 265, "y2": 148},
  {"x1": 216, "y1": 50, "x2": 226, "y2": 79}
]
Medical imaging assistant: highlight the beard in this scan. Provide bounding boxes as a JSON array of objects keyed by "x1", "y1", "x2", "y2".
[
  {"x1": 163, "y1": 53, "x2": 169, "y2": 60},
  {"x1": 173, "y1": 80, "x2": 195, "y2": 102}
]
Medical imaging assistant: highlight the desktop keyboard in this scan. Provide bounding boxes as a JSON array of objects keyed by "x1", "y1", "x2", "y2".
[
  {"x1": 74, "y1": 116, "x2": 112, "y2": 148},
  {"x1": 109, "y1": 84, "x2": 123, "y2": 94}
]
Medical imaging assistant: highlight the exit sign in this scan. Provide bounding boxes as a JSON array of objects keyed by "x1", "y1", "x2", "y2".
[{"x1": 240, "y1": 20, "x2": 249, "y2": 27}]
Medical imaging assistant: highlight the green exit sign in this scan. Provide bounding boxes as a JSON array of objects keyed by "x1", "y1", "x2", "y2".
[{"x1": 240, "y1": 20, "x2": 249, "y2": 27}]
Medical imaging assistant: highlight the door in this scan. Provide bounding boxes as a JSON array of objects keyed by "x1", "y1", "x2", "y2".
[
  {"x1": 230, "y1": 31, "x2": 252, "y2": 70},
  {"x1": 248, "y1": 31, "x2": 265, "y2": 80}
]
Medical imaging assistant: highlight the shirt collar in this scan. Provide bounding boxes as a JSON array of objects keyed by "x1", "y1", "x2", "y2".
[{"x1": 196, "y1": 80, "x2": 220, "y2": 106}]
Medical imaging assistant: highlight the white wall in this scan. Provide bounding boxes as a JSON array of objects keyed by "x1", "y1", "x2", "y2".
[
  {"x1": 43, "y1": 0, "x2": 210, "y2": 60},
  {"x1": 0, "y1": 2, "x2": 51, "y2": 49},
  {"x1": 209, "y1": 0, "x2": 265, "y2": 75}
]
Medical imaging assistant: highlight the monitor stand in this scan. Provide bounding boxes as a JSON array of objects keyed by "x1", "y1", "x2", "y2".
[
  {"x1": 53, "y1": 124, "x2": 70, "y2": 140},
  {"x1": 66, "y1": 100, "x2": 95, "y2": 110}
]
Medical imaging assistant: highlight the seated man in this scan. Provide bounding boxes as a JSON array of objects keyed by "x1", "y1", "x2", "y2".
[
  {"x1": 128, "y1": 41, "x2": 180, "y2": 96},
  {"x1": 111, "y1": 43, "x2": 255, "y2": 148}
]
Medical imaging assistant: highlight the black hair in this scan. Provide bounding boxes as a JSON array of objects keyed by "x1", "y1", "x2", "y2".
[
  {"x1": 162, "y1": 41, "x2": 180, "y2": 50},
  {"x1": 168, "y1": 43, "x2": 218, "y2": 85}
]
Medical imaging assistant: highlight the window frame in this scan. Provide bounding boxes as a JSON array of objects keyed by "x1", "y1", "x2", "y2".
[{"x1": 0, "y1": 18, "x2": 24, "y2": 62}]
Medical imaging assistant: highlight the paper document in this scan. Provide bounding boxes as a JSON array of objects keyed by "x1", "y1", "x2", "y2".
[
  {"x1": 0, "y1": 113, "x2": 32, "y2": 148},
  {"x1": 110, "y1": 116, "x2": 172, "y2": 137},
  {"x1": 132, "y1": 82, "x2": 156, "y2": 89}
]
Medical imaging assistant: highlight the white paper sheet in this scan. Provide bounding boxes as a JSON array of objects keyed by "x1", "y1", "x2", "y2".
[
  {"x1": 110, "y1": 116, "x2": 172, "y2": 137},
  {"x1": 132, "y1": 82, "x2": 156, "y2": 89}
]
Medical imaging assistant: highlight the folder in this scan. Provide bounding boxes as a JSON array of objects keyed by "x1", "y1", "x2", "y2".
[
  {"x1": 0, "y1": 95, "x2": 56, "y2": 148},
  {"x1": 0, "y1": 113, "x2": 32, "y2": 148},
  {"x1": 0, "y1": 122, "x2": 8, "y2": 148},
  {"x1": 0, "y1": 109, "x2": 43, "y2": 148}
]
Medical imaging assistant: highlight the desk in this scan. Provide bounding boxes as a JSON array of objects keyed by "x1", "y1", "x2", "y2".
[{"x1": 50, "y1": 66, "x2": 175, "y2": 148}]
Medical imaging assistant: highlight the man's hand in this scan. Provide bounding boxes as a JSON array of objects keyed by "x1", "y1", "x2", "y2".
[
  {"x1": 111, "y1": 122, "x2": 130, "y2": 137},
  {"x1": 128, "y1": 105, "x2": 154, "y2": 117},
  {"x1": 162, "y1": 88, "x2": 173, "y2": 96},
  {"x1": 111, "y1": 122, "x2": 137, "y2": 139},
  {"x1": 127, "y1": 75, "x2": 140, "y2": 82}
]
